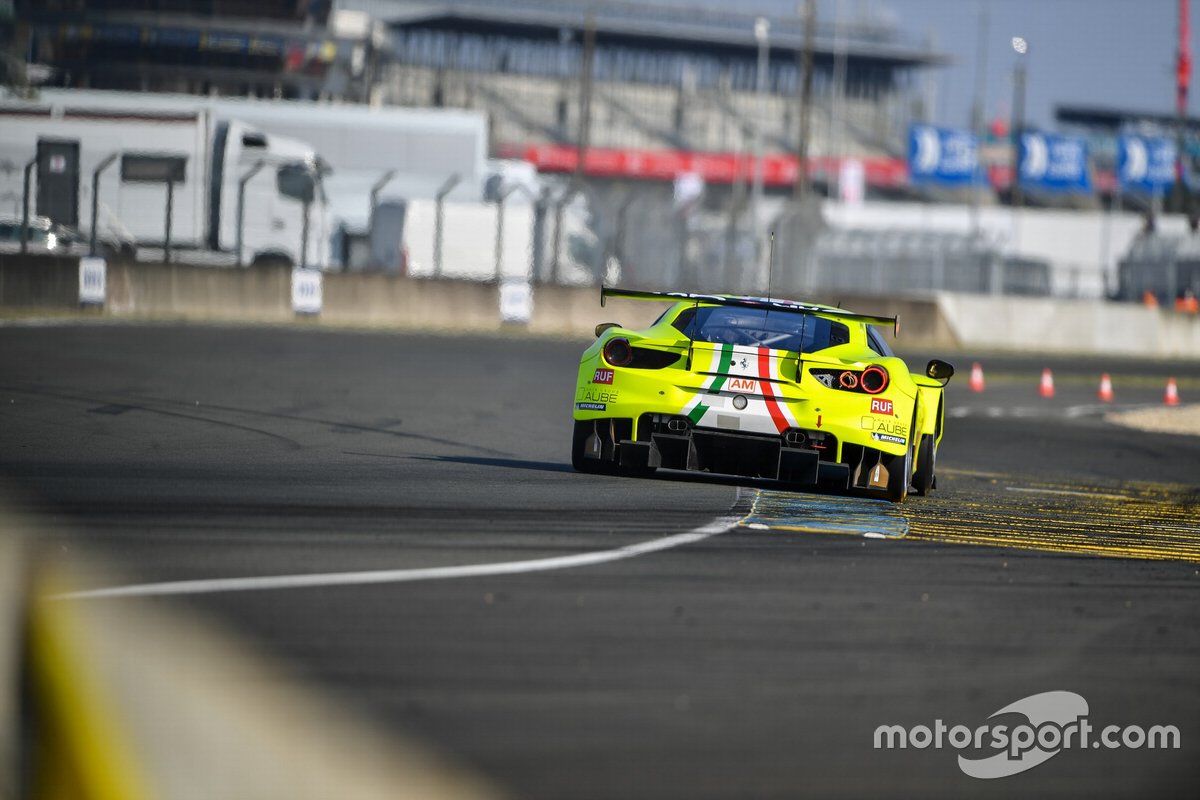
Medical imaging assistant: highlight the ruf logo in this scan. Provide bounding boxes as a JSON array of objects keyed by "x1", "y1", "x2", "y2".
[
  {"x1": 593, "y1": 368, "x2": 615, "y2": 385},
  {"x1": 728, "y1": 378, "x2": 757, "y2": 392},
  {"x1": 870, "y1": 398, "x2": 893, "y2": 415}
]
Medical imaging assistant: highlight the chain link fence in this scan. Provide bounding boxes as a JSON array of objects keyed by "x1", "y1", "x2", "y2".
[
  {"x1": 1117, "y1": 232, "x2": 1200, "y2": 303},
  {"x1": 6, "y1": 140, "x2": 1057, "y2": 300}
]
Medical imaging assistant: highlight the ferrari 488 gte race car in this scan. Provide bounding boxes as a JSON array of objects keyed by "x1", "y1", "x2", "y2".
[{"x1": 571, "y1": 288, "x2": 954, "y2": 502}]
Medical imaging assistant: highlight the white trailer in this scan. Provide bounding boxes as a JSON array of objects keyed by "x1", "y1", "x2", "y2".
[
  {"x1": 0, "y1": 95, "x2": 331, "y2": 267},
  {"x1": 25, "y1": 89, "x2": 491, "y2": 270}
]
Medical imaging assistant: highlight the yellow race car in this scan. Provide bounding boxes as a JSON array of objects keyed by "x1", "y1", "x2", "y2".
[{"x1": 571, "y1": 289, "x2": 954, "y2": 502}]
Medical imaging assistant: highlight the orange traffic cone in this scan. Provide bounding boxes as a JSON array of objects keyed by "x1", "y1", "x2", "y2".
[
  {"x1": 969, "y1": 362, "x2": 985, "y2": 393},
  {"x1": 1164, "y1": 377, "x2": 1180, "y2": 406},
  {"x1": 1098, "y1": 373, "x2": 1114, "y2": 403},
  {"x1": 1039, "y1": 368, "x2": 1055, "y2": 398}
]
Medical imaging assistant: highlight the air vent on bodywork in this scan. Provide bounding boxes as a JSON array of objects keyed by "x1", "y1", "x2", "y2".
[{"x1": 627, "y1": 346, "x2": 682, "y2": 369}]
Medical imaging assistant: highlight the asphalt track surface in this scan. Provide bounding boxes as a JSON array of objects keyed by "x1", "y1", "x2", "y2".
[{"x1": 2, "y1": 323, "x2": 1199, "y2": 798}]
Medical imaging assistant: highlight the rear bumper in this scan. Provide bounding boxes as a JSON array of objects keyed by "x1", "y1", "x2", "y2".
[
  {"x1": 620, "y1": 428, "x2": 851, "y2": 487},
  {"x1": 577, "y1": 415, "x2": 901, "y2": 491}
]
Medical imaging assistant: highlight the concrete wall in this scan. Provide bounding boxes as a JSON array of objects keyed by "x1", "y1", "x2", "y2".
[
  {"x1": 321, "y1": 275, "x2": 664, "y2": 335},
  {"x1": 322, "y1": 273, "x2": 497, "y2": 329},
  {"x1": 106, "y1": 261, "x2": 293, "y2": 321},
  {"x1": 5, "y1": 253, "x2": 1200, "y2": 358},
  {"x1": 0, "y1": 254, "x2": 79, "y2": 308},
  {"x1": 936, "y1": 293, "x2": 1200, "y2": 358}
]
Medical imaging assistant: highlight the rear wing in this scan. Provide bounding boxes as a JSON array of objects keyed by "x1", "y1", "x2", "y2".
[{"x1": 600, "y1": 286, "x2": 899, "y2": 336}]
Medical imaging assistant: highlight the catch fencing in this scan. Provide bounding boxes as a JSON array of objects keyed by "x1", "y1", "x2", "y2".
[
  {"x1": 9, "y1": 143, "x2": 1059, "y2": 299},
  {"x1": 1117, "y1": 232, "x2": 1200, "y2": 303}
]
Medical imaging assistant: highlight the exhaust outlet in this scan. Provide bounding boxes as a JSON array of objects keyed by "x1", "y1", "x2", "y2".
[{"x1": 666, "y1": 417, "x2": 689, "y2": 432}]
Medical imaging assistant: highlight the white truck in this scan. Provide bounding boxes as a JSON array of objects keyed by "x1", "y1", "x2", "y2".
[
  {"x1": 0, "y1": 93, "x2": 331, "y2": 267},
  {"x1": 402, "y1": 194, "x2": 621, "y2": 285}
]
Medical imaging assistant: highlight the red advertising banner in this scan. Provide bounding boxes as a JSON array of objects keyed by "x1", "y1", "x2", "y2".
[
  {"x1": 496, "y1": 142, "x2": 1116, "y2": 193},
  {"x1": 497, "y1": 143, "x2": 909, "y2": 188}
]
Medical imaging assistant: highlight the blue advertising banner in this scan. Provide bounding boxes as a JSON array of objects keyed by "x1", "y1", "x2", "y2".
[
  {"x1": 1018, "y1": 132, "x2": 1091, "y2": 193},
  {"x1": 907, "y1": 124, "x2": 979, "y2": 187},
  {"x1": 1117, "y1": 135, "x2": 1176, "y2": 193}
]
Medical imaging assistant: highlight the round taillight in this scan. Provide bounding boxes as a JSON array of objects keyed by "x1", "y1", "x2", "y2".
[
  {"x1": 861, "y1": 365, "x2": 890, "y2": 394},
  {"x1": 603, "y1": 337, "x2": 633, "y2": 367},
  {"x1": 838, "y1": 370, "x2": 859, "y2": 390}
]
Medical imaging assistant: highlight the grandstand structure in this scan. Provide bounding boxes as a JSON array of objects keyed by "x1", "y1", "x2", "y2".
[
  {"x1": 15, "y1": 1, "x2": 1047, "y2": 297},
  {"x1": 14, "y1": 1, "x2": 385, "y2": 102},
  {"x1": 344, "y1": 0, "x2": 946, "y2": 193},
  {"x1": 16, "y1": 0, "x2": 947, "y2": 194}
]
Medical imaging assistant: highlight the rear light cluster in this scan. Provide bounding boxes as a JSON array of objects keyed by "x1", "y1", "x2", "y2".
[
  {"x1": 810, "y1": 366, "x2": 890, "y2": 395},
  {"x1": 603, "y1": 337, "x2": 633, "y2": 366},
  {"x1": 603, "y1": 337, "x2": 682, "y2": 370}
]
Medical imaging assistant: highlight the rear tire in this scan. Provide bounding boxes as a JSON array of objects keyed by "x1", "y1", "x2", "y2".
[
  {"x1": 913, "y1": 434, "x2": 936, "y2": 496},
  {"x1": 883, "y1": 443, "x2": 912, "y2": 503},
  {"x1": 571, "y1": 420, "x2": 613, "y2": 474},
  {"x1": 883, "y1": 407, "x2": 919, "y2": 502}
]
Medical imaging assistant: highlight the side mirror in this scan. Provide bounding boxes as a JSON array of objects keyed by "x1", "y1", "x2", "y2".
[
  {"x1": 926, "y1": 359, "x2": 955, "y2": 383},
  {"x1": 595, "y1": 322, "x2": 621, "y2": 337}
]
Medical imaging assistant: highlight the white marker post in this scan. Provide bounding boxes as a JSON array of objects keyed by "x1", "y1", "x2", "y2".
[
  {"x1": 499, "y1": 278, "x2": 533, "y2": 325},
  {"x1": 78, "y1": 257, "x2": 106, "y2": 306},
  {"x1": 291, "y1": 268, "x2": 323, "y2": 316}
]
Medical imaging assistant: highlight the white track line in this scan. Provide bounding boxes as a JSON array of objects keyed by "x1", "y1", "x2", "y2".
[{"x1": 58, "y1": 491, "x2": 747, "y2": 600}]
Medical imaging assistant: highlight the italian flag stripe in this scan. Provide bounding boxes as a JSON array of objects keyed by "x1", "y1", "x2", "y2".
[
  {"x1": 684, "y1": 343, "x2": 734, "y2": 425},
  {"x1": 757, "y1": 347, "x2": 790, "y2": 433},
  {"x1": 708, "y1": 343, "x2": 735, "y2": 393}
]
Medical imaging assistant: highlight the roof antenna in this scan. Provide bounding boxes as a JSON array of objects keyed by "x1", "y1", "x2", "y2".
[
  {"x1": 765, "y1": 230, "x2": 779, "y2": 364},
  {"x1": 766, "y1": 230, "x2": 776, "y2": 303}
]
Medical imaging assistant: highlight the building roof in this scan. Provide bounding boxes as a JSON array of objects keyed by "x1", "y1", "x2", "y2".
[
  {"x1": 1057, "y1": 104, "x2": 1200, "y2": 134},
  {"x1": 340, "y1": 0, "x2": 948, "y2": 68}
]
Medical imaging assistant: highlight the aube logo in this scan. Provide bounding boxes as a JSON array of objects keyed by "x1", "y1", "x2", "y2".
[{"x1": 874, "y1": 691, "x2": 1180, "y2": 779}]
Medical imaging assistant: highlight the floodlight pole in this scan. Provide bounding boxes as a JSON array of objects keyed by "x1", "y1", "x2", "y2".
[
  {"x1": 751, "y1": 16, "x2": 770, "y2": 291},
  {"x1": 236, "y1": 160, "x2": 266, "y2": 267},
  {"x1": 1176, "y1": 0, "x2": 1191, "y2": 216},
  {"x1": 90, "y1": 152, "x2": 119, "y2": 257},
  {"x1": 794, "y1": 0, "x2": 815, "y2": 201},
  {"x1": 1011, "y1": 41, "x2": 1028, "y2": 211},
  {"x1": 575, "y1": 13, "x2": 596, "y2": 186},
  {"x1": 968, "y1": 2, "x2": 989, "y2": 240},
  {"x1": 433, "y1": 172, "x2": 462, "y2": 278},
  {"x1": 164, "y1": 179, "x2": 175, "y2": 264},
  {"x1": 369, "y1": 169, "x2": 397, "y2": 222},
  {"x1": 300, "y1": 167, "x2": 313, "y2": 272},
  {"x1": 20, "y1": 157, "x2": 35, "y2": 255}
]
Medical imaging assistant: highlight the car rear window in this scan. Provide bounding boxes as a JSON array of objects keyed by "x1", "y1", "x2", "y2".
[
  {"x1": 673, "y1": 306, "x2": 849, "y2": 353},
  {"x1": 866, "y1": 326, "x2": 895, "y2": 357}
]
